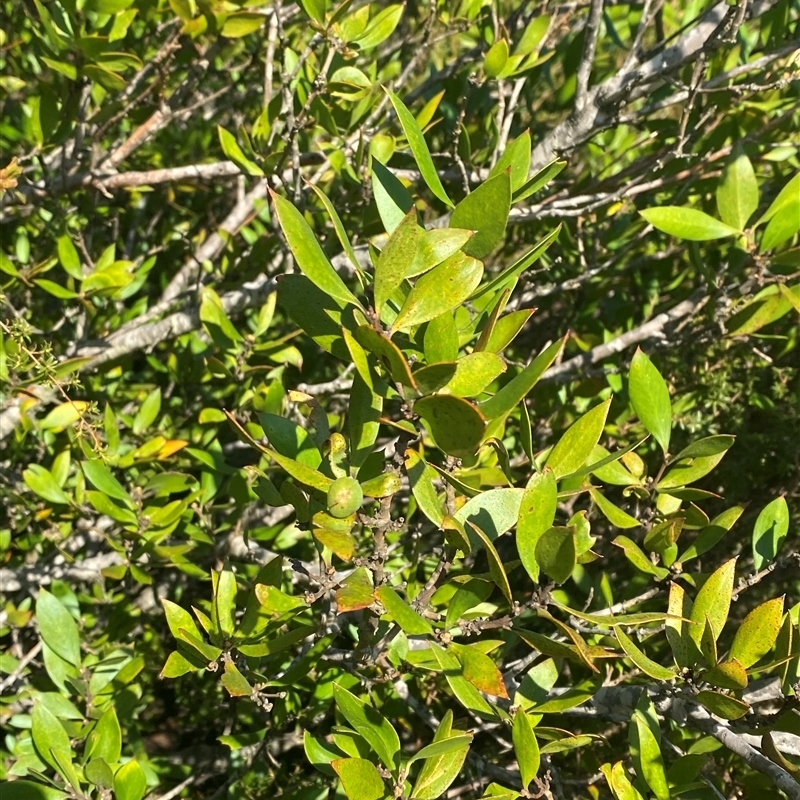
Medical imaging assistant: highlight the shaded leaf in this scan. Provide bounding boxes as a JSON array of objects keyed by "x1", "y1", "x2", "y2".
[{"x1": 450, "y1": 172, "x2": 511, "y2": 259}]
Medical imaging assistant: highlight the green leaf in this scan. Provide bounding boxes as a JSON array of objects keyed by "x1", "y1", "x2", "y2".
[
  {"x1": 408, "y1": 228, "x2": 474, "y2": 278},
  {"x1": 272, "y1": 191, "x2": 361, "y2": 307},
  {"x1": 217, "y1": 124, "x2": 263, "y2": 173},
  {"x1": 404, "y1": 448, "x2": 444, "y2": 525},
  {"x1": 349, "y1": 373, "x2": 383, "y2": 468},
  {"x1": 466, "y1": 521, "x2": 513, "y2": 605},
  {"x1": 696, "y1": 690, "x2": 749, "y2": 720},
  {"x1": 299, "y1": 0, "x2": 325, "y2": 24},
  {"x1": 630, "y1": 706, "x2": 669, "y2": 800},
  {"x1": 615, "y1": 627, "x2": 677, "y2": 681},
  {"x1": 513, "y1": 159, "x2": 567, "y2": 203},
  {"x1": 423, "y1": 311, "x2": 459, "y2": 363},
  {"x1": 488, "y1": 130, "x2": 531, "y2": 192},
  {"x1": 700, "y1": 658, "x2": 748, "y2": 690},
  {"x1": 414, "y1": 363, "x2": 457, "y2": 394},
  {"x1": 332, "y1": 758, "x2": 386, "y2": 800},
  {"x1": 590, "y1": 488, "x2": 641, "y2": 529},
  {"x1": 265, "y1": 447, "x2": 334, "y2": 492},
  {"x1": 479, "y1": 336, "x2": 566, "y2": 422},
  {"x1": 450, "y1": 172, "x2": 511, "y2": 259},
  {"x1": 752, "y1": 496, "x2": 790, "y2": 570},
  {"x1": 199, "y1": 286, "x2": 242, "y2": 346},
  {"x1": 671, "y1": 435, "x2": 736, "y2": 463},
  {"x1": 657, "y1": 450, "x2": 727, "y2": 489},
  {"x1": 730, "y1": 596, "x2": 784, "y2": 668},
  {"x1": 160, "y1": 650, "x2": 200, "y2": 678},
  {"x1": 666, "y1": 582, "x2": 694, "y2": 670},
  {"x1": 512, "y1": 709, "x2": 540, "y2": 789},
  {"x1": 758, "y1": 172, "x2": 800, "y2": 225},
  {"x1": 308, "y1": 183, "x2": 363, "y2": 277},
  {"x1": 24, "y1": 464, "x2": 72, "y2": 505},
  {"x1": 385, "y1": 89, "x2": 452, "y2": 208},
  {"x1": 333, "y1": 683, "x2": 401, "y2": 774},
  {"x1": 86, "y1": 705, "x2": 122, "y2": 764},
  {"x1": 414, "y1": 394, "x2": 486, "y2": 458},
  {"x1": 629, "y1": 348, "x2": 671, "y2": 455},
  {"x1": 81, "y1": 459, "x2": 134, "y2": 507},
  {"x1": 34, "y1": 278, "x2": 79, "y2": 299},
  {"x1": 601, "y1": 761, "x2": 645, "y2": 800},
  {"x1": 454, "y1": 487, "x2": 523, "y2": 543},
  {"x1": 451, "y1": 642, "x2": 508, "y2": 698},
  {"x1": 354, "y1": 325, "x2": 416, "y2": 388},
  {"x1": 716, "y1": 147, "x2": 759, "y2": 230},
  {"x1": 443, "y1": 352, "x2": 506, "y2": 397},
  {"x1": 353, "y1": 4, "x2": 403, "y2": 49},
  {"x1": 161, "y1": 598, "x2": 204, "y2": 645},
  {"x1": 336, "y1": 567, "x2": 375, "y2": 611},
  {"x1": 113, "y1": 759, "x2": 147, "y2": 800},
  {"x1": 679, "y1": 504, "x2": 744, "y2": 563},
  {"x1": 428, "y1": 642, "x2": 496, "y2": 718},
  {"x1": 221, "y1": 661, "x2": 253, "y2": 696},
  {"x1": 407, "y1": 734, "x2": 473, "y2": 766},
  {"x1": 484, "y1": 38, "x2": 509, "y2": 78},
  {"x1": 480, "y1": 308, "x2": 535, "y2": 354},
  {"x1": 371, "y1": 159, "x2": 414, "y2": 234},
  {"x1": 726, "y1": 289, "x2": 794, "y2": 336},
  {"x1": 689, "y1": 558, "x2": 736, "y2": 649},
  {"x1": 56, "y1": 234, "x2": 81, "y2": 278},
  {"x1": 31, "y1": 701, "x2": 72, "y2": 771},
  {"x1": 376, "y1": 585, "x2": 434, "y2": 635},
  {"x1": 612, "y1": 536, "x2": 668, "y2": 578},
  {"x1": 214, "y1": 567, "x2": 238, "y2": 636},
  {"x1": 1, "y1": 782, "x2": 67, "y2": 800},
  {"x1": 534, "y1": 526, "x2": 576, "y2": 585},
  {"x1": 517, "y1": 468, "x2": 558, "y2": 583},
  {"x1": 761, "y1": 195, "x2": 800, "y2": 250},
  {"x1": 445, "y1": 579, "x2": 492, "y2": 629},
  {"x1": 411, "y1": 711, "x2": 471, "y2": 799},
  {"x1": 36, "y1": 589, "x2": 81, "y2": 667},
  {"x1": 392, "y1": 252, "x2": 483, "y2": 333},
  {"x1": 374, "y1": 209, "x2": 420, "y2": 316},
  {"x1": 639, "y1": 206, "x2": 741, "y2": 239},
  {"x1": 546, "y1": 398, "x2": 610, "y2": 479}
]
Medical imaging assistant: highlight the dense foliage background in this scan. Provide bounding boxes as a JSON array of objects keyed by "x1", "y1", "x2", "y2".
[{"x1": 1, "y1": 0, "x2": 799, "y2": 798}]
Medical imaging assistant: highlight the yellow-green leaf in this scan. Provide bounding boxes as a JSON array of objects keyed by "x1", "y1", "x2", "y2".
[{"x1": 729, "y1": 596, "x2": 784, "y2": 668}]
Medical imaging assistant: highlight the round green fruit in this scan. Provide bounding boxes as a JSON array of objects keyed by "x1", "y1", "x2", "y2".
[{"x1": 326, "y1": 476, "x2": 363, "y2": 519}]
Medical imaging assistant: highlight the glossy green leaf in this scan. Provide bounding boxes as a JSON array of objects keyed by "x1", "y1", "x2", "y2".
[
  {"x1": 601, "y1": 761, "x2": 645, "y2": 800},
  {"x1": 354, "y1": 325, "x2": 416, "y2": 388},
  {"x1": 689, "y1": 558, "x2": 737, "y2": 648},
  {"x1": 700, "y1": 658, "x2": 748, "y2": 690},
  {"x1": 612, "y1": 535, "x2": 668, "y2": 579},
  {"x1": 81, "y1": 459, "x2": 134, "y2": 507},
  {"x1": 414, "y1": 394, "x2": 486, "y2": 458},
  {"x1": 407, "y1": 228, "x2": 473, "y2": 277},
  {"x1": 332, "y1": 758, "x2": 386, "y2": 800},
  {"x1": 696, "y1": 690, "x2": 749, "y2": 720},
  {"x1": 657, "y1": 450, "x2": 727, "y2": 489},
  {"x1": 629, "y1": 348, "x2": 671, "y2": 455},
  {"x1": 392, "y1": 252, "x2": 483, "y2": 332},
  {"x1": 333, "y1": 683, "x2": 401, "y2": 773},
  {"x1": 445, "y1": 579, "x2": 493, "y2": 629},
  {"x1": 272, "y1": 191, "x2": 360, "y2": 307},
  {"x1": 336, "y1": 567, "x2": 375, "y2": 612},
  {"x1": 428, "y1": 642, "x2": 495, "y2": 718},
  {"x1": 534, "y1": 526, "x2": 576, "y2": 585},
  {"x1": 639, "y1": 206, "x2": 741, "y2": 239},
  {"x1": 265, "y1": 448, "x2": 333, "y2": 492},
  {"x1": 454, "y1": 487, "x2": 523, "y2": 542},
  {"x1": 716, "y1": 147, "x2": 758, "y2": 230},
  {"x1": 480, "y1": 309, "x2": 535, "y2": 354},
  {"x1": 424, "y1": 311, "x2": 459, "y2": 363},
  {"x1": 489, "y1": 130, "x2": 531, "y2": 192},
  {"x1": 404, "y1": 449, "x2": 444, "y2": 525},
  {"x1": 407, "y1": 734, "x2": 473, "y2": 766},
  {"x1": 450, "y1": 171, "x2": 511, "y2": 259},
  {"x1": 24, "y1": 464, "x2": 71, "y2": 505},
  {"x1": 752, "y1": 496, "x2": 790, "y2": 570},
  {"x1": 217, "y1": 124, "x2": 263, "y2": 174},
  {"x1": 451, "y1": 642, "x2": 508, "y2": 698},
  {"x1": 512, "y1": 709, "x2": 540, "y2": 789},
  {"x1": 517, "y1": 468, "x2": 558, "y2": 583},
  {"x1": 353, "y1": 4, "x2": 403, "y2": 49},
  {"x1": 666, "y1": 582, "x2": 694, "y2": 670},
  {"x1": 630, "y1": 706, "x2": 669, "y2": 800},
  {"x1": 514, "y1": 160, "x2": 567, "y2": 203},
  {"x1": 86, "y1": 705, "x2": 122, "y2": 764},
  {"x1": 615, "y1": 627, "x2": 676, "y2": 681},
  {"x1": 36, "y1": 589, "x2": 81, "y2": 667},
  {"x1": 411, "y1": 711, "x2": 471, "y2": 799},
  {"x1": 376, "y1": 585, "x2": 434, "y2": 635},
  {"x1": 679, "y1": 504, "x2": 744, "y2": 563},
  {"x1": 443, "y1": 352, "x2": 506, "y2": 397},
  {"x1": 385, "y1": 89, "x2": 452, "y2": 208},
  {"x1": 590, "y1": 488, "x2": 640, "y2": 529},
  {"x1": 31, "y1": 701, "x2": 72, "y2": 771},
  {"x1": 762, "y1": 195, "x2": 800, "y2": 250},
  {"x1": 466, "y1": 521, "x2": 513, "y2": 604},
  {"x1": 484, "y1": 38, "x2": 509, "y2": 78},
  {"x1": 730, "y1": 596, "x2": 784, "y2": 668},
  {"x1": 479, "y1": 336, "x2": 566, "y2": 422},
  {"x1": 371, "y1": 159, "x2": 414, "y2": 234},
  {"x1": 671, "y1": 435, "x2": 736, "y2": 463},
  {"x1": 114, "y1": 759, "x2": 147, "y2": 800},
  {"x1": 374, "y1": 209, "x2": 419, "y2": 316},
  {"x1": 546, "y1": 398, "x2": 610, "y2": 479}
]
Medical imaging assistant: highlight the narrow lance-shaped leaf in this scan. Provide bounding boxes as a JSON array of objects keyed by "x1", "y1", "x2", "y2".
[
  {"x1": 752, "y1": 496, "x2": 790, "y2": 570},
  {"x1": 271, "y1": 191, "x2": 361, "y2": 307},
  {"x1": 716, "y1": 147, "x2": 759, "y2": 230},
  {"x1": 545, "y1": 398, "x2": 611, "y2": 479},
  {"x1": 512, "y1": 709, "x2": 540, "y2": 789},
  {"x1": 689, "y1": 558, "x2": 736, "y2": 649},
  {"x1": 385, "y1": 89, "x2": 453, "y2": 208},
  {"x1": 517, "y1": 467, "x2": 558, "y2": 583}
]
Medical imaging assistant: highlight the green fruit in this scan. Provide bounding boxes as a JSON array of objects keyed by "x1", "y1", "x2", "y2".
[{"x1": 326, "y1": 476, "x2": 363, "y2": 519}]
